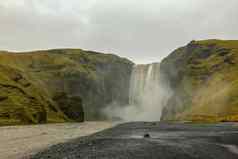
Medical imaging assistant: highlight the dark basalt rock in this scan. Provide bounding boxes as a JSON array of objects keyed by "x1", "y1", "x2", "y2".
[
  {"x1": 0, "y1": 96, "x2": 8, "y2": 101},
  {"x1": 53, "y1": 92, "x2": 84, "y2": 122},
  {"x1": 143, "y1": 133, "x2": 151, "y2": 138}
]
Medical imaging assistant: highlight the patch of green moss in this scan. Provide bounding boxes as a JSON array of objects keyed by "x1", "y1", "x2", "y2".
[
  {"x1": 0, "y1": 48, "x2": 133, "y2": 125},
  {"x1": 161, "y1": 39, "x2": 238, "y2": 122},
  {"x1": 0, "y1": 64, "x2": 68, "y2": 126}
]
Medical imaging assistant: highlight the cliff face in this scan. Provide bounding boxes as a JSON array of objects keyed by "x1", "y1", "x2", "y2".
[
  {"x1": 3, "y1": 40, "x2": 238, "y2": 125},
  {"x1": 161, "y1": 40, "x2": 238, "y2": 122},
  {"x1": 0, "y1": 49, "x2": 133, "y2": 125}
]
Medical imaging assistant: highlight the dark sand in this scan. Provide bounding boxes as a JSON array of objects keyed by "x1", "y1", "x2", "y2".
[{"x1": 31, "y1": 122, "x2": 238, "y2": 159}]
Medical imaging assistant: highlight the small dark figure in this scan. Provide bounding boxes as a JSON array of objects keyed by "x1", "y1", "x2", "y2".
[{"x1": 144, "y1": 133, "x2": 151, "y2": 138}]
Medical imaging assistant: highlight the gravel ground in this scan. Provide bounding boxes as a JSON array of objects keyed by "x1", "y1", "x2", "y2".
[
  {"x1": 0, "y1": 122, "x2": 115, "y2": 159},
  {"x1": 31, "y1": 122, "x2": 238, "y2": 159}
]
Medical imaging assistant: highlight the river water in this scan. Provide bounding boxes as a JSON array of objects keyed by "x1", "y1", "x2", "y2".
[{"x1": 0, "y1": 122, "x2": 116, "y2": 159}]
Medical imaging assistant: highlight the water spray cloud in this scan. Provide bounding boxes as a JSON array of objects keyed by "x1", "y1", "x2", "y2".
[{"x1": 103, "y1": 63, "x2": 172, "y2": 122}]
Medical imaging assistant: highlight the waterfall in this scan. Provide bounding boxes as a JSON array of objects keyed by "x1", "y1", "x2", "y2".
[
  {"x1": 103, "y1": 63, "x2": 172, "y2": 122},
  {"x1": 128, "y1": 63, "x2": 166, "y2": 121}
]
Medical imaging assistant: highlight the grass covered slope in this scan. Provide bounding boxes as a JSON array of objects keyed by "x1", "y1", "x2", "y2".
[
  {"x1": 0, "y1": 64, "x2": 67, "y2": 125},
  {"x1": 161, "y1": 40, "x2": 238, "y2": 122},
  {"x1": 0, "y1": 49, "x2": 133, "y2": 125}
]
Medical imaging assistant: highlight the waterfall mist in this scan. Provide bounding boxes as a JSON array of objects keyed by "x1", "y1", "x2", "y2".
[{"x1": 103, "y1": 63, "x2": 172, "y2": 122}]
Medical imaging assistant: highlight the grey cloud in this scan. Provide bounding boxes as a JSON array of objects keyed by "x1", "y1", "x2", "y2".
[{"x1": 0, "y1": 0, "x2": 237, "y2": 63}]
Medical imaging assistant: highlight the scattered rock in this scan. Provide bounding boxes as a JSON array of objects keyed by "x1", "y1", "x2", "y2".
[
  {"x1": 143, "y1": 133, "x2": 151, "y2": 138},
  {"x1": 11, "y1": 73, "x2": 23, "y2": 82},
  {"x1": 0, "y1": 96, "x2": 8, "y2": 101}
]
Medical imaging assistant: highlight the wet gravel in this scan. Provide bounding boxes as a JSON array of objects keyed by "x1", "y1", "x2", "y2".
[{"x1": 31, "y1": 122, "x2": 238, "y2": 159}]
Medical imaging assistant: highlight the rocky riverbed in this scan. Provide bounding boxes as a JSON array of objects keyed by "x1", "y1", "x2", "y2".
[
  {"x1": 0, "y1": 122, "x2": 115, "y2": 159},
  {"x1": 31, "y1": 122, "x2": 238, "y2": 159}
]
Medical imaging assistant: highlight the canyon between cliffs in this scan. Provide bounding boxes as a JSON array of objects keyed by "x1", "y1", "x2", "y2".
[
  {"x1": 1, "y1": 39, "x2": 238, "y2": 159},
  {"x1": 1, "y1": 39, "x2": 238, "y2": 124}
]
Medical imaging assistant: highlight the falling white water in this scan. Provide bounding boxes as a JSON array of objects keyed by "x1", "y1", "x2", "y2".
[{"x1": 103, "y1": 63, "x2": 172, "y2": 122}]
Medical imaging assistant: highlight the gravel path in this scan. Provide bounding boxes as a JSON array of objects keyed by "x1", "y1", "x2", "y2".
[
  {"x1": 0, "y1": 122, "x2": 115, "y2": 159},
  {"x1": 31, "y1": 122, "x2": 238, "y2": 159}
]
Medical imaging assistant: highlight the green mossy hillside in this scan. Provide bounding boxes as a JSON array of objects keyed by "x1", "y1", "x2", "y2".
[
  {"x1": 0, "y1": 49, "x2": 133, "y2": 125},
  {"x1": 161, "y1": 40, "x2": 238, "y2": 122},
  {"x1": 0, "y1": 65, "x2": 67, "y2": 125}
]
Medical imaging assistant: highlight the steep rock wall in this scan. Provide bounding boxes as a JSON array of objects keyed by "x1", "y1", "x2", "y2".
[
  {"x1": 161, "y1": 40, "x2": 238, "y2": 122},
  {"x1": 0, "y1": 49, "x2": 133, "y2": 125}
]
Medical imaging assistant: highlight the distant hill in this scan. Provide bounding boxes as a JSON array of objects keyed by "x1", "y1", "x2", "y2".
[
  {"x1": 0, "y1": 49, "x2": 133, "y2": 125},
  {"x1": 161, "y1": 40, "x2": 238, "y2": 122}
]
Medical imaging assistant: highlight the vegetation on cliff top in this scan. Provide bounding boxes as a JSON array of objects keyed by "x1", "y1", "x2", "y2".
[
  {"x1": 161, "y1": 39, "x2": 238, "y2": 122},
  {"x1": 0, "y1": 49, "x2": 133, "y2": 125},
  {"x1": 1, "y1": 40, "x2": 238, "y2": 124}
]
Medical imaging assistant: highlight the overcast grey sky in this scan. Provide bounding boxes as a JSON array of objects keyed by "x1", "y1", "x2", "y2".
[{"x1": 0, "y1": 0, "x2": 237, "y2": 63}]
